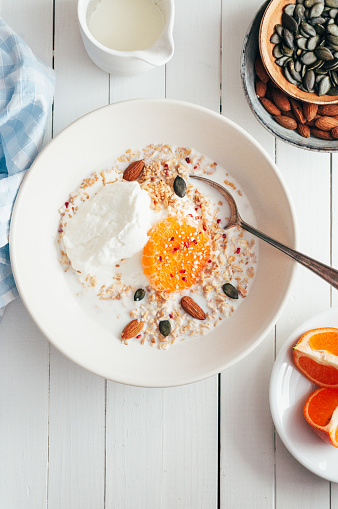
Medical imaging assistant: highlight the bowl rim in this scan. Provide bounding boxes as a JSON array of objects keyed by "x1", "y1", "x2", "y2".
[{"x1": 9, "y1": 98, "x2": 298, "y2": 387}]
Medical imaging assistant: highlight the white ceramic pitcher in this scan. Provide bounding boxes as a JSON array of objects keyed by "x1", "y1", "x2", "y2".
[{"x1": 78, "y1": 0, "x2": 175, "y2": 76}]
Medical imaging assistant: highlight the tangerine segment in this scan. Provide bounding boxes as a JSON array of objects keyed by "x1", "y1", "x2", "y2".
[
  {"x1": 142, "y1": 216, "x2": 211, "y2": 292},
  {"x1": 303, "y1": 387, "x2": 338, "y2": 447},
  {"x1": 292, "y1": 327, "x2": 338, "y2": 388}
]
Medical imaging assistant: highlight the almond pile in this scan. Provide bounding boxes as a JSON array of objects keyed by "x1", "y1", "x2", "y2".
[{"x1": 255, "y1": 57, "x2": 338, "y2": 141}]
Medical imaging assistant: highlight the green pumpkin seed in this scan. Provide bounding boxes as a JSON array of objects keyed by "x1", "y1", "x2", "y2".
[
  {"x1": 326, "y1": 0, "x2": 338, "y2": 7},
  {"x1": 307, "y1": 34, "x2": 320, "y2": 49},
  {"x1": 282, "y1": 44, "x2": 294, "y2": 56},
  {"x1": 173, "y1": 175, "x2": 186, "y2": 198},
  {"x1": 284, "y1": 66, "x2": 299, "y2": 84},
  {"x1": 315, "y1": 45, "x2": 334, "y2": 60},
  {"x1": 284, "y1": 3, "x2": 296, "y2": 16},
  {"x1": 297, "y1": 36, "x2": 308, "y2": 49},
  {"x1": 309, "y1": 16, "x2": 326, "y2": 24},
  {"x1": 222, "y1": 283, "x2": 239, "y2": 300},
  {"x1": 276, "y1": 56, "x2": 289, "y2": 66},
  {"x1": 330, "y1": 8, "x2": 338, "y2": 16},
  {"x1": 322, "y1": 58, "x2": 338, "y2": 69},
  {"x1": 310, "y1": 2, "x2": 324, "y2": 17},
  {"x1": 327, "y1": 23, "x2": 338, "y2": 36},
  {"x1": 314, "y1": 23, "x2": 326, "y2": 35},
  {"x1": 273, "y1": 44, "x2": 283, "y2": 58},
  {"x1": 307, "y1": 58, "x2": 324, "y2": 69},
  {"x1": 301, "y1": 50, "x2": 317, "y2": 64},
  {"x1": 327, "y1": 86, "x2": 338, "y2": 94},
  {"x1": 304, "y1": 69, "x2": 316, "y2": 89},
  {"x1": 295, "y1": 59, "x2": 302, "y2": 71},
  {"x1": 283, "y1": 28, "x2": 295, "y2": 48},
  {"x1": 327, "y1": 33, "x2": 338, "y2": 45},
  {"x1": 300, "y1": 20, "x2": 317, "y2": 35},
  {"x1": 318, "y1": 74, "x2": 331, "y2": 94},
  {"x1": 270, "y1": 33, "x2": 281, "y2": 44},
  {"x1": 159, "y1": 320, "x2": 172, "y2": 337},
  {"x1": 305, "y1": 0, "x2": 322, "y2": 6},
  {"x1": 330, "y1": 69, "x2": 338, "y2": 85},
  {"x1": 134, "y1": 288, "x2": 146, "y2": 301},
  {"x1": 282, "y1": 12, "x2": 299, "y2": 32},
  {"x1": 275, "y1": 24, "x2": 284, "y2": 37}
]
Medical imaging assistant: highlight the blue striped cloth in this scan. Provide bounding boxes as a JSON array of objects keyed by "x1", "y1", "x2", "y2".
[{"x1": 0, "y1": 19, "x2": 55, "y2": 317}]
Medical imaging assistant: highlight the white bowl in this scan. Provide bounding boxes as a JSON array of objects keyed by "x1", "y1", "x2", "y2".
[{"x1": 10, "y1": 99, "x2": 297, "y2": 387}]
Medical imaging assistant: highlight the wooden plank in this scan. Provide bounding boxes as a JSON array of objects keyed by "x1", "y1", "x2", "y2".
[
  {"x1": 0, "y1": 300, "x2": 49, "y2": 509},
  {"x1": 47, "y1": 1, "x2": 107, "y2": 508},
  {"x1": 274, "y1": 145, "x2": 331, "y2": 506},
  {"x1": 220, "y1": 0, "x2": 276, "y2": 507},
  {"x1": 0, "y1": 1, "x2": 53, "y2": 507}
]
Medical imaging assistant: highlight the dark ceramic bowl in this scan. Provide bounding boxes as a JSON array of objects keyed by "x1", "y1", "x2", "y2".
[{"x1": 241, "y1": 1, "x2": 338, "y2": 152}]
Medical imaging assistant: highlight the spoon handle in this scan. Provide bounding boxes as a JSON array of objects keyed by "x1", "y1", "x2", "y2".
[{"x1": 240, "y1": 220, "x2": 338, "y2": 290}]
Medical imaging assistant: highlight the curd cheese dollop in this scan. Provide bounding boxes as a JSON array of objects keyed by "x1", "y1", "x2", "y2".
[{"x1": 63, "y1": 181, "x2": 151, "y2": 275}]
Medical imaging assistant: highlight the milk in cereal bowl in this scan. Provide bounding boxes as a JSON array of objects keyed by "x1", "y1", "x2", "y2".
[{"x1": 10, "y1": 99, "x2": 296, "y2": 386}]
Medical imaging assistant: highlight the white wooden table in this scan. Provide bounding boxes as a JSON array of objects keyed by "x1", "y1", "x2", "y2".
[{"x1": 1, "y1": 0, "x2": 338, "y2": 507}]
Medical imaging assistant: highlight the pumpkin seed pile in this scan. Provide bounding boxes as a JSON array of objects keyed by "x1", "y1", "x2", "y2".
[{"x1": 271, "y1": 0, "x2": 338, "y2": 96}]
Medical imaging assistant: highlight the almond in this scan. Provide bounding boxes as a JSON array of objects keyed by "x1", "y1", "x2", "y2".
[
  {"x1": 310, "y1": 127, "x2": 333, "y2": 140},
  {"x1": 303, "y1": 103, "x2": 318, "y2": 122},
  {"x1": 271, "y1": 88, "x2": 291, "y2": 112},
  {"x1": 317, "y1": 104, "x2": 338, "y2": 116},
  {"x1": 331, "y1": 126, "x2": 338, "y2": 139},
  {"x1": 255, "y1": 80, "x2": 267, "y2": 98},
  {"x1": 123, "y1": 160, "x2": 145, "y2": 181},
  {"x1": 260, "y1": 98, "x2": 281, "y2": 116},
  {"x1": 254, "y1": 58, "x2": 269, "y2": 84},
  {"x1": 297, "y1": 123, "x2": 310, "y2": 138},
  {"x1": 290, "y1": 99, "x2": 306, "y2": 124},
  {"x1": 283, "y1": 110, "x2": 297, "y2": 121},
  {"x1": 306, "y1": 114, "x2": 320, "y2": 127},
  {"x1": 121, "y1": 319, "x2": 145, "y2": 340},
  {"x1": 315, "y1": 116, "x2": 338, "y2": 131},
  {"x1": 273, "y1": 115, "x2": 297, "y2": 130},
  {"x1": 180, "y1": 296, "x2": 206, "y2": 320}
]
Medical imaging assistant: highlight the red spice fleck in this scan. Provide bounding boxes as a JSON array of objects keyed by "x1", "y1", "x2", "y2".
[
  {"x1": 174, "y1": 247, "x2": 178, "y2": 252},
  {"x1": 188, "y1": 213, "x2": 193, "y2": 217},
  {"x1": 193, "y1": 240, "x2": 198, "y2": 244},
  {"x1": 164, "y1": 163, "x2": 169, "y2": 169},
  {"x1": 136, "y1": 334, "x2": 142, "y2": 339},
  {"x1": 169, "y1": 314, "x2": 173, "y2": 319},
  {"x1": 223, "y1": 234, "x2": 226, "y2": 238},
  {"x1": 236, "y1": 247, "x2": 241, "y2": 254},
  {"x1": 65, "y1": 202, "x2": 69, "y2": 208},
  {"x1": 208, "y1": 260, "x2": 212, "y2": 263},
  {"x1": 182, "y1": 277, "x2": 186, "y2": 281},
  {"x1": 151, "y1": 177, "x2": 155, "y2": 181},
  {"x1": 194, "y1": 165, "x2": 197, "y2": 169},
  {"x1": 217, "y1": 219, "x2": 221, "y2": 224},
  {"x1": 58, "y1": 227, "x2": 63, "y2": 233},
  {"x1": 195, "y1": 207, "x2": 198, "y2": 211},
  {"x1": 186, "y1": 157, "x2": 191, "y2": 163},
  {"x1": 170, "y1": 274, "x2": 173, "y2": 277},
  {"x1": 179, "y1": 269, "x2": 186, "y2": 273},
  {"x1": 170, "y1": 237, "x2": 174, "y2": 241},
  {"x1": 203, "y1": 224, "x2": 207, "y2": 231},
  {"x1": 159, "y1": 256, "x2": 163, "y2": 261}
]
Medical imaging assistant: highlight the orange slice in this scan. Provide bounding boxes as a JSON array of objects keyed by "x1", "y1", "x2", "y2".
[
  {"x1": 142, "y1": 216, "x2": 211, "y2": 292},
  {"x1": 303, "y1": 387, "x2": 338, "y2": 447},
  {"x1": 293, "y1": 327, "x2": 338, "y2": 388}
]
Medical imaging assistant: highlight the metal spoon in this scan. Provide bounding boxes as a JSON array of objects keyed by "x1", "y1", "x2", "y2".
[{"x1": 191, "y1": 175, "x2": 338, "y2": 290}]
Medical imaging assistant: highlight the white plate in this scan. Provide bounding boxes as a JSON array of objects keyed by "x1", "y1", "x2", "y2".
[
  {"x1": 270, "y1": 307, "x2": 338, "y2": 482},
  {"x1": 10, "y1": 99, "x2": 296, "y2": 387}
]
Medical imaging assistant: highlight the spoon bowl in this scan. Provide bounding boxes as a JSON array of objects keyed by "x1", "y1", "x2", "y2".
[{"x1": 191, "y1": 175, "x2": 338, "y2": 290}]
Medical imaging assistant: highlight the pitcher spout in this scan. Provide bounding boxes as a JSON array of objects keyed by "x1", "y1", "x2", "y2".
[{"x1": 133, "y1": 31, "x2": 174, "y2": 67}]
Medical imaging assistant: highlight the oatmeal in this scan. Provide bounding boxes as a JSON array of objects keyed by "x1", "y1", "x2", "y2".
[{"x1": 57, "y1": 144, "x2": 258, "y2": 349}]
